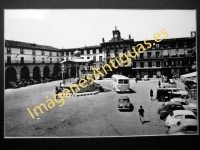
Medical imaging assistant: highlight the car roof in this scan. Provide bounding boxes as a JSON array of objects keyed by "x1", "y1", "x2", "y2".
[
  {"x1": 180, "y1": 119, "x2": 198, "y2": 126},
  {"x1": 119, "y1": 96, "x2": 129, "y2": 99},
  {"x1": 164, "y1": 102, "x2": 181, "y2": 105},
  {"x1": 172, "y1": 110, "x2": 194, "y2": 115}
]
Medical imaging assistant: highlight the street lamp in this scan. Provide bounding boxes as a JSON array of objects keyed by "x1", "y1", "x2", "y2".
[{"x1": 61, "y1": 63, "x2": 64, "y2": 84}]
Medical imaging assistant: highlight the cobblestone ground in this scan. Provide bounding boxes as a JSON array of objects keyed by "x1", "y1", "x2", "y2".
[{"x1": 4, "y1": 78, "x2": 197, "y2": 137}]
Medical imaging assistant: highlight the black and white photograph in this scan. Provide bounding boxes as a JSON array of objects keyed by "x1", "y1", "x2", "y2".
[{"x1": 4, "y1": 9, "x2": 198, "y2": 137}]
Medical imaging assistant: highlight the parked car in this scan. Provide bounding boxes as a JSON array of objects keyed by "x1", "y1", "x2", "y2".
[
  {"x1": 170, "y1": 99, "x2": 197, "y2": 116},
  {"x1": 8, "y1": 81, "x2": 20, "y2": 88},
  {"x1": 29, "y1": 78, "x2": 39, "y2": 84},
  {"x1": 165, "y1": 110, "x2": 196, "y2": 127},
  {"x1": 44, "y1": 78, "x2": 52, "y2": 82},
  {"x1": 144, "y1": 75, "x2": 149, "y2": 81},
  {"x1": 158, "y1": 102, "x2": 185, "y2": 120},
  {"x1": 166, "y1": 119, "x2": 198, "y2": 135},
  {"x1": 17, "y1": 79, "x2": 27, "y2": 87},
  {"x1": 37, "y1": 78, "x2": 46, "y2": 83},
  {"x1": 118, "y1": 96, "x2": 133, "y2": 111}
]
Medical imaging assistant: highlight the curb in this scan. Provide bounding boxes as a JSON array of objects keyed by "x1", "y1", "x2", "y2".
[{"x1": 57, "y1": 90, "x2": 100, "y2": 98}]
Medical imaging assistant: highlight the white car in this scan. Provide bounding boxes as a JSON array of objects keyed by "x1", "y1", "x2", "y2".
[
  {"x1": 170, "y1": 98, "x2": 197, "y2": 115},
  {"x1": 165, "y1": 110, "x2": 196, "y2": 127}
]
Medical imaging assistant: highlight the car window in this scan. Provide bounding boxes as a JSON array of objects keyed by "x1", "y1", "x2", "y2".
[
  {"x1": 185, "y1": 115, "x2": 196, "y2": 119},
  {"x1": 176, "y1": 105, "x2": 184, "y2": 110},
  {"x1": 180, "y1": 102, "x2": 187, "y2": 105},
  {"x1": 169, "y1": 105, "x2": 176, "y2": 110},
  {"x1": 174, "y1": 115, "x2": 183, "y2": 119},
  {"x1": 118, "y1": 80, "x2": 123, "y2": 84},
  {"x1": 124, "y1": 80, "x2": 129, "y2": 84},
  {"x1": 173, "y1": 89, "x2": 178, "y2": 92},
  {"x1": 184, "y1": 126, "x2": 197, "y2": 131}
]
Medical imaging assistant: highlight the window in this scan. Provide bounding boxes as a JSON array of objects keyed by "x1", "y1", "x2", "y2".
[
  {"x1": 84, "y1": 50, "x2": 87, "y2": 54},
  {"x1": 124, "y1": 80, "x2": 129, "y2": 84},
  {"x1": 99, "y1": 56, "x2": 102, "y2": 61},
  {"x1": 21, "y1": 57, "x2": 24, "y2": 64},
  {"x1": 156, "y1": 52, "x2": 160, "y2": 58},
  {"x1": 93, "y1": 64, "x2": 96, "y2": 68},
  {"x1": 156, "y1": 61, "x2": 160, "y2": 67},
  {"x1": 132, "y1": 62, "x2": 136, "y2": 68},
  {"x1": 184, "y1": 42, "x2": 187, "y2": 47},
  {"x1": 148, "y1": 61, "x2": 152, "y2": 67},
  {"x1": 93, "y1": 56, "x2": 96, "y2": 62},
  {"x1": 50, "y1": 52, "x2": 52, "y2": 56},
  {"x1": 185, "y1": 115, "x2": 196, "y2": 119},
  {"x1": 168, "y1": 43, "x2": 171, "y2": 48},
  {"x1": 147, "y1": 52, "x2": 151, "y2": 58},
  {"x1": 33, "y1": 57, "x2": 35, "y2": 64},
  {"x1": 93, "y1": 49, "x2": 96, "y2": 54},
  {"x1": 156, "y1": 44, "x2": 160, "y2": 49},
  {"x1": 140, "y1": 53, "x2": 143, "y2": 59},
  {"x1": 180, "y1": 102, "x2": 187, "y2": 105},
  {"x1": 69, "y1": 52, "x2": 71, "y2": 55},
  {"x1": 176, "y1": 43, "x2": 179, "y2": 48},
  {"x1": 96, "y1": 49, "x2": 99, "y2": 54},
  {"x1": 164, "y1": 61, "x2": 168, "y2": 66},
  {"x1": 57, "y1": 52, "x2": 59, "y2": 56},
  {"x1": 99, "y1": 49, "x2": 102, "y2": 53},
  {"x1": 100, "y1": 64, "x2": 102, "y2": 68},
  {"x1": 57, "y1": 58, "x2": 59, "y2": 63},
  {"x1": 90, "y1": 50, "x2": 93, "y2": 54},
  {"x1": 174, "y1": 115, "x2": 183, "y2": 119},
  {"x1": 20, "y1": 48, "x2": 24, "y2": 54},
  {"x1": 140, "y1": 62, "x2": 144, "y2": 68},
  {"x1": 42, "y1": 51, "x2": 44, "y2": 55},
  {"x1": 179, "y1": 60, "x2": 183, "y2": 66},
  {"x1": 42, "y1": 58, "x2": 44, "y2": 64},
  {"x1": 32, "y1": 50, "x2": 35, "y2": 55},
  {"x1": 118, "y1": 79, "x2": 123, "y2": 84},
  {"x1": 50, "y1": 58, "x2": 52, "y2": 63},
  {"x1": 7, "y1": 47, "x2": 11, "y2": 53},
  {"x1": 7, "y1": 56, "x2": 11, "y2": 64},
  {"x1": 87, "y1": 57, "x2": 90, "y2": 59}
]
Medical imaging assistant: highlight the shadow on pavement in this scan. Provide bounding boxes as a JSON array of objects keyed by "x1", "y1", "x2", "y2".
[
  {"x1": 101, "y1": 88, "x2": 111, "y2": 93},
  {"x1": 117, "y1": 88, "x2": 136, "y2": 94},
  {"x1": 143, "y1": 121, "x2": 150, "y2": 124}
]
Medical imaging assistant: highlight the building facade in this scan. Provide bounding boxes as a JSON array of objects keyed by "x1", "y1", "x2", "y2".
[
  {"x1": 5, "y1": 40, "x2": 62, "y2": 88},
  {"x1": 5, "y1": 28, "x2": 196, "y2": 87}
]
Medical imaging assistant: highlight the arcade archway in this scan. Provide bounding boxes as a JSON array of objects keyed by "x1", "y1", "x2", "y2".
[
  {"x1": 21, "y1": 66, "x2": 30, "y2": 79},
  {"x1": 43, "y1": 66, "x2": 50, "y2": 78},
  {"x1": 33, "y1": 66, "x2": 41, "y2": 80},
  {"x1": 5, "y1": 67, "x2": 17, "y2": 88}
]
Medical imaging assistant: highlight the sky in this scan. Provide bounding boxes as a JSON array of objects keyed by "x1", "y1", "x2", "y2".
[{"x1": 5, "y1": 9, "x2": 196, "y2": 49}]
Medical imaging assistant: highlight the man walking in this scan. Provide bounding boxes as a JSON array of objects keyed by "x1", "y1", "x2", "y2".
[
  {"x1": 138, "y1": 106, "x2": 145, "y2": 124},
  {"x1": 158, "y1": 81, "x2": 161, "y2": 88},
  {"x1": 150, "y1": 89, "x2": 153, "y2": 100}
]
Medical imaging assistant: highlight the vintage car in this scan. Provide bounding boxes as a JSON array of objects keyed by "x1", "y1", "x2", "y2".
[
  {"x1": 165, "y1": 110, "x2": 196, "y2": 127},
  {"x1": 158, "y1": 102, "x2": 185, "y2": 120},
  {"x1": 170, "y1": 99, "x2": 197, "y2": 116},
  {"x1": 118, "y1": 96, "x2": 132, "y2": 111},
  {"x1": 166, "y1": 119, "x2": 198, "y2": 135}
]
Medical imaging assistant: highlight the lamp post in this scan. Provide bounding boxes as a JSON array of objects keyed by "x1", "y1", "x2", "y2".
[{"x1": 61, "y1": 63, "x2": 64, "y2": 84}]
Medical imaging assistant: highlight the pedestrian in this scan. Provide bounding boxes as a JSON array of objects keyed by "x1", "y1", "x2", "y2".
[
  {"x1": 138, "y1": 106, "x2": 145, "y2": 124},
  {"x1": 158, "y1": 81, "x2": 161, "y2": 88},
  {"x1": 150, "y1": 89, "x2": 153, "y2": 100},
  {"x1": 135, "y1": 77, "x2": 137, "y2": 83}
]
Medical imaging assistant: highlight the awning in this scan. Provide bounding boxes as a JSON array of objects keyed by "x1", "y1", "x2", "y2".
[
  {"x1": 180, "y1": 72, "x2": 197, "y2": 83},
  {"x1": 181, "y1": 72, "x2": 196, "y2": 78},
  {"x1": 163, "y1": 50, "x2": 168, "y2": 56},
  {"x1": 170, "y1": 49, "x2": 177, "y2": 56},
  {"x1": 178, "y1": 49, "x2": 185, "y2": 55}
]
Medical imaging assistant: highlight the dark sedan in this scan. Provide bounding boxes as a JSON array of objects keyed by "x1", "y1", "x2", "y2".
[{"x1": 158, "y1": 102, "x2": 185, "y2": 120}]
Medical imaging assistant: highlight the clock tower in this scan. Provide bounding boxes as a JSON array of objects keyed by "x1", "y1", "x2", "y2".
[{"x1": 113, "y1": 26, "x2": 121, "y2": 42}]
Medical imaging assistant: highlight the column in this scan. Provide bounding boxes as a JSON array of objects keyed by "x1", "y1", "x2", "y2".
[
  {"x1": 17, "y1": 72, "x2": 20, "y2": 81},
  {"x1": 30, "y1": 72, "x2": 33, "y2": 78},
  {"x1": 40, "y1": 71, "x2": 43, "y2": 78}
]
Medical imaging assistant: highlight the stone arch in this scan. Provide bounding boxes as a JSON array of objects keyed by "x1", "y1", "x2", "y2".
[
  {"x1": 20, "y1": 66, "x2": 30, "y2": 79},
  {"x1": 33, "y1": 66, "x2": 41, "y2": 80},
  {"x1": 43, "y1": 66, "x2": 50, "y2": 78},
  {"x1": 5, "y1": 67, "x2": 17, "y2": 88},
  {"x1": 53, "y1": 65, "x2": 60, "y2": 76}
]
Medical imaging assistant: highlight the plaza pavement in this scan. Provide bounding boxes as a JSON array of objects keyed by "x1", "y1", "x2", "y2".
[{"x1": 4, "y1": 78, "x2": 195, "y2": 137}]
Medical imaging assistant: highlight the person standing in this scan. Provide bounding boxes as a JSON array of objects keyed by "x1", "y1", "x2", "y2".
[
  {"x1": 138, "y1": 106, "x2": 145, "y2": 124},
  {"x1": 135, "y1": 77, "x2": 137, "y2": 83},
  {"x1": 158, "y1": 81, "x2": 161, "y2": 88},
  {"x1": 150, "y1": 89, "x2": 153, "y2": 100}
]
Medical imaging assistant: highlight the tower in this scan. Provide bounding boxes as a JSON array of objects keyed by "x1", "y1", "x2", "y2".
[{"x1": 112, "y1": 26, "x2": 121, "y2": 42}]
